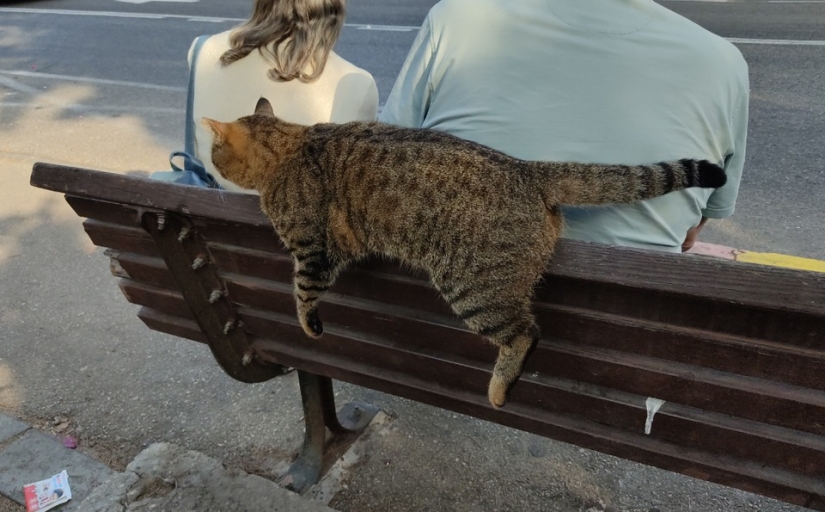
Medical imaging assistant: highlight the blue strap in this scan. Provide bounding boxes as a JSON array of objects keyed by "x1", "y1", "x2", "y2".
[
  {"x1": 155, "y1": 35, "x2": 222, "y2": 189},
  {"x1": 185, "y1": 35, "x2": 209, "y2": 158}
]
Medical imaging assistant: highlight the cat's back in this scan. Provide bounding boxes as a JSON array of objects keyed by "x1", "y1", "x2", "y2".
[
  {"x1": 310, "y1": 121, "x2": 526, "y2": 181},
  {"x1": 300, "y1": 121, "x2": 546, "y2": 245}
]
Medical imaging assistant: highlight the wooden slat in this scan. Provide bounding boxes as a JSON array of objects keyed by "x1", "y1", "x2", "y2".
[
  {"x1": 524, "y1": 340, "x2": 825, "y2": 436},
  {"x1": 196, "y1": 221, "x2": 284, "y2": 255},
  {"x1": 539, "y1": 275, "x2": 824, "y2": 349},
  {"x1": 83, "y1": 219, "x2": 158, "y2": 257},
  {"x1": 67, "y1": 196, "x2": 143, "y2": 228},
  {"x1": 119, "y1": 279, "x2": 193, "y2": 320},
  {"x1": 649, "y1": 403, "x2": 825, "y2": 477},
  {"x1": 536, "y1": 303, "x2": 825, "y2": 391},
  {"x1": 207, "y1": 244, "x2": 293, "y2": 283},
  {"x1": 109, "y1": 252, "x2": 178, "y2": 291},
  {"x1": 137, "y1": 307, "x2": 206, "y2": 344},
  {"x1": 547, "y1": 241, "x2": 825, "y2": 317},
  {"x1": 33, "y1": 163, "x2": 268, "y2": 226}
]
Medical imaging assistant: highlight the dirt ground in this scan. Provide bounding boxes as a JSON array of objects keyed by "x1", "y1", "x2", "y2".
[{"x1": 0, "y1": 495, "x2": 22, "y2": 512}]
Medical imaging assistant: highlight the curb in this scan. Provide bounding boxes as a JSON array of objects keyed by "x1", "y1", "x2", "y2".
[{"x1": 80, "y1": 443, "x2": 336, "y2": 512}]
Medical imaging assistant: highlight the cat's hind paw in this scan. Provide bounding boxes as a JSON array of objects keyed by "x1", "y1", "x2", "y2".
[{"x1": 487, "y1": 375, "x2": 510, "y2": 409}]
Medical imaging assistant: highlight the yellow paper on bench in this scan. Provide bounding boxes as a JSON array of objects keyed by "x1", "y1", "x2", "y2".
[{"x1": 736, "y1": 252, "x2": 825, "y2": 273}]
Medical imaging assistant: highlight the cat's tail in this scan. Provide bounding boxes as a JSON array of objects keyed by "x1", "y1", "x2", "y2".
[{"x1": 531, "y1": 159, "x2": 726, "y2": 207}]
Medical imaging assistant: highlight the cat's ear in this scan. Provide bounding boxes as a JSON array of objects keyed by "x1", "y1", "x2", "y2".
[
  {"x1": 201, "y1": 118, "x2": 229, "y2": 143},
  {"x1": 254, "y1": 97, "x2": 275, "y2": 117}
]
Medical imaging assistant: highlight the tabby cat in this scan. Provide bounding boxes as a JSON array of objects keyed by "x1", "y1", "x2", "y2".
[{"x1": 203, "y1": 97, "x2": 726, "y2": 408}]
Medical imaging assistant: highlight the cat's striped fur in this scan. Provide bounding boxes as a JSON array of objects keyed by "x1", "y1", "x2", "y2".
[{"x1": 203, "y1": 97, "x2": 726, "y2": 408}]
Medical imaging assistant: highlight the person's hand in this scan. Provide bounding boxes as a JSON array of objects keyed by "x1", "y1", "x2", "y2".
[{"x1": 682, "y1": 217, "x2": 709, "y2": 252}]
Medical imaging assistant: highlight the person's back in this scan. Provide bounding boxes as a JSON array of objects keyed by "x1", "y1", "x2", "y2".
[
  {"x1": 380, "y1": 0, "x2": 749, "y2": 252},
  {"x1": 192, "y1": 0, "x2": 378, "y2": 192}
]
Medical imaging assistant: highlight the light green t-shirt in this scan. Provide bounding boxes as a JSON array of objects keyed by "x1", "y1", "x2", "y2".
[{"x1": 380, "y1": 0, "x2": 749, "y2": 252}]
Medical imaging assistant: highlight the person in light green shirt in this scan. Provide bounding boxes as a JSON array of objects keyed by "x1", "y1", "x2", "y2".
[{"x1": 380, "y1": 0, "x2": 749, "y2": 253}]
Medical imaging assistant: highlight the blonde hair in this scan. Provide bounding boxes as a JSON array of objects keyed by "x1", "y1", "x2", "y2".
[{"x1": 221, "y1": 0, "x2": 346, "y2": 83}]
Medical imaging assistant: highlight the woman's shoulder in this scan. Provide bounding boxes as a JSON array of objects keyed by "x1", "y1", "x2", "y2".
[
  {"x1": 201, "y1": 30, "x2": 236, "y2": 56},
  {"x1": 188, "y1": 30, "x2": 233, "y2": 64},
  {"x1": 324, "y1": 52, "x2": 376, "y2": 84}
]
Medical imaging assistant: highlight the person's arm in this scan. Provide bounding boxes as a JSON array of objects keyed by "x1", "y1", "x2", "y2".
[
  {"x1": 701, "y1": 71, "x2": 750, "y2": 222},
  {"x1": 682, "y1": 216, "x2": 709, "y2": 252},
  {"x1": 685, "y1": 64, "x2": 749, "y2": 251},
  {"x1": 379, "y1": 13, "x2": 435, "y2": 128}
]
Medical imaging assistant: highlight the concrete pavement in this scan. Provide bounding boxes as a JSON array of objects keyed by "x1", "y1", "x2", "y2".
[
  {"x1": 0, "y1": 412, "x2": 340, "y2": 512},
  {"x1": 0, "y1": 411, "x2": 116, "y2": 511}
]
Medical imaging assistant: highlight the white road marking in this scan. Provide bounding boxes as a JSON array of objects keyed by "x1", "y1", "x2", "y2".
[
  {"x1": 668, "y1": 0, "x2": 825, "y2": 2},
  {"x1": 0, "y1": 102, "x2": 182, "y2": 113},
  {"x1": 116, "y1": 0, "x2": 198, "y2": 3},
  {"x1": 0, "y1": 75, "x2": 42, "y2": 95},
  {"x1": 0, "y1": 7, "x2": 171, "y2": 19},
  {"x1": 353, "y1": 24, "x2": 415, "y2": 32},
  {"x1": 727, "y1": 37, "x2": 825, "y2": 45},
  {"x1": 0, "y1": 68, "x2": 184, "y2": 112},
  {"x1": 0, "y1": 71, "x2": 185, "y2": 92},
  {"x1": 0, "y1": 68, "x2": 185, "y2": 112},
  {"x1": 0, "y1": 7, "x2": 203, "y2": 20}
]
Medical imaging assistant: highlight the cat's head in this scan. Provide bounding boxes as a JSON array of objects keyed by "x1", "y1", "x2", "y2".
[{"x1": 201, "y1": 97, "x2": 290, "y2": 190}]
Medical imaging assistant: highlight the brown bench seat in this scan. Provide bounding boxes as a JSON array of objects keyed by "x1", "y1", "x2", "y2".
[{"x1": 30, "y1": 162, "x2": 825, "y2": 509}]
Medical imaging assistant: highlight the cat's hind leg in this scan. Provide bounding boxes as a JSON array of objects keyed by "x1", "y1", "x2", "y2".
[
  {"x1": 487, "y1": 323, "x2": 539, "y2": 408},
  {"x1": 441, "y1": 278, "x2": 539, "y2": 408}
]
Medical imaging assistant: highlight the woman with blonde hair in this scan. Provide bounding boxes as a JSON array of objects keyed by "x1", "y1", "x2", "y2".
[{"x1": 189, "y1": 0, "x2": 378, "y2": 191}]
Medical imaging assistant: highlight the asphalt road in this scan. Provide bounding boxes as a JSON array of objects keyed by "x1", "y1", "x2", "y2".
[{"x1": 0, "y1": 1, "x2": 823, "y2": 511}]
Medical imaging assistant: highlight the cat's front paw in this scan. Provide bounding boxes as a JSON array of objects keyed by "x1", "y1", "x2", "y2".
[{"x1": 300, "y1": 308, "x2": 324, "y2": 338}]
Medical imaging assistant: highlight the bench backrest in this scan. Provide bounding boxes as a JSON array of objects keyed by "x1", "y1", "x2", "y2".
[{"x1": 31, "y1": 163, "x2": 825, "y2": 510}]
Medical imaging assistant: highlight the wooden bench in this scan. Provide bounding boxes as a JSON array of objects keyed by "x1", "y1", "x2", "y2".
[{"x1": 30, "y1": 162, "x2": 825, "y2": 509}]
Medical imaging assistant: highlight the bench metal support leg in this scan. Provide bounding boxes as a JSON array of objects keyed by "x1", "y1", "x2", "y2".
[
  {"x1": 283, "y1": 371, "x2": 379, "y2": 493},
  {"x1": 142, "y1": 211, "x2": 288, "y2": 383}
]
